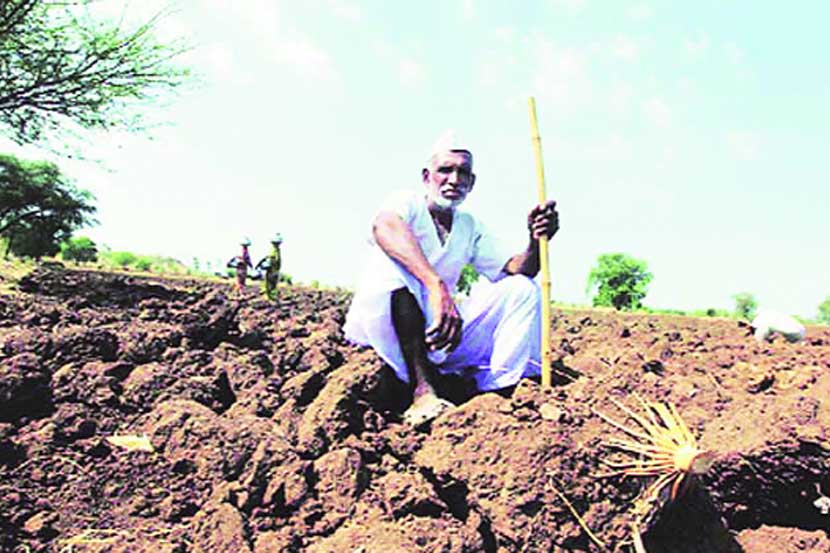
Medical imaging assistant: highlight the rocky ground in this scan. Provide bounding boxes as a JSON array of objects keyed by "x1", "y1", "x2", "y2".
[{"x1": 1, "y1": 264, "x2": 829, "y2": 552}]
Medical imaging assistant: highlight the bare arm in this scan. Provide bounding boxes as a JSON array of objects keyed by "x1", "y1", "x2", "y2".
[
  {"x1": 502, "y1": 200, "x2": 559, "y2": 278},
  {"x1": 503, "y1": 240, "x2": 540, "y2": 277},
  {"x1": 373, "y1": 210, "x2": 462, "y2": 351},
  {"x1": 373, "y1": 211, "x2": 442, "y2": 289}
]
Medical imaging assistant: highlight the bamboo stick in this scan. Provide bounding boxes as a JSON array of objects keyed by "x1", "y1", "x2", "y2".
[{"x1": 528, "y1": 97, "x2": 552, "y2": 387}]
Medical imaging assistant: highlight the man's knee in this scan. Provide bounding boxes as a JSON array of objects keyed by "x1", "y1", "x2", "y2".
[
  {"x1": 498, "y1": 275, "x2": 541, "y2": 305},
  {"x1": 391, "y1": 288, "x2": 426, "y2": 333}
]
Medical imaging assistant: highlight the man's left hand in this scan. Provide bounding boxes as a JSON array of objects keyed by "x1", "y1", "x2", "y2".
[{"x1": 527, "y1": 200, "x2": 559, "y2": 241}]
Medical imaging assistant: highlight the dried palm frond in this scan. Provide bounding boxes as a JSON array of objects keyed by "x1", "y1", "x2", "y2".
[
  {"x1": 593, "y1": 395, "x2": 715, "y2": 504},
  {"x1": 631, "y1": 522, "x2": 647, "y2": 553},
  {"x1": 547, "y1": 479, "x2": 607, "y2": 550}
]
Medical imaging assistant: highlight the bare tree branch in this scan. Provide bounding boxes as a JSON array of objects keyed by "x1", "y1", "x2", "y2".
[{"x1": 0, "y1": 0, "x2": 190, "y2": 145}]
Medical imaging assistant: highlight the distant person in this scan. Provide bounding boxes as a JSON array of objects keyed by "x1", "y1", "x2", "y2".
[
  {"x1": 227, "y1": 238, "x2": 253, "y2": 296},
  {"x1": 256, "y1": 234, "x2": 283, "y2": 300},
  {"x1": 750, "y1": 309, "x2": 806, "y2": 343},
  {"x1": 343, "y1": 130, "x2": 560, "y2": 426}
]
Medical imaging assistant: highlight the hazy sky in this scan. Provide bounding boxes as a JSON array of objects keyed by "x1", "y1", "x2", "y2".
[{"x1": 3, "y1": 0, "x2": 828, "y2": 318}]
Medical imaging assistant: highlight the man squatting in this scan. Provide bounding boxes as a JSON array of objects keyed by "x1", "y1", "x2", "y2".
[{"x1": 343, "y1": 131, "x2": 560, "y2": 426}]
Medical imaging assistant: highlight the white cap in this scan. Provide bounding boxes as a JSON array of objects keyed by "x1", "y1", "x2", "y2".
[{"x1": 426, "y1": 129, "x2": 472, "y2": 164}]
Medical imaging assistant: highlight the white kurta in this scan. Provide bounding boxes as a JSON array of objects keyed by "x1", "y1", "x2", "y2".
[{"x1": 343, "y1": 189, "x2": 542, "y2": 391}]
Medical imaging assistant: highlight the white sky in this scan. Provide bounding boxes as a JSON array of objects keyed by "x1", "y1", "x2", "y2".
[{"x1": 3, "y1": 0, "x2": 829, "y2": 318}]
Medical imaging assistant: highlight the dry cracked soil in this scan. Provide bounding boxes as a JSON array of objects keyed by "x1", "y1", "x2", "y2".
[{"x1": 1, "y1": 264, "x2": 830, "y2": 552}]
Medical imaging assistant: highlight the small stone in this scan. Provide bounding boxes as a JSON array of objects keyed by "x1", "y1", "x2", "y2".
[
  {"x1": 746, "y1": 372, "x2": 774, "y2": 394},
  {"x1": 642, "y1": 360, "x2": 665, "y2": 376},
  {"x1": 513, "y1": 407, "x2": 539, "y2": 422},
  {"x1": 539, "y1": 403, "x2": 563, "y2": 422}
]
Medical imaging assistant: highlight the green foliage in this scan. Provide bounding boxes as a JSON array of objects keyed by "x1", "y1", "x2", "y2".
[
  {"x1": 7, "y1": 217, "x2": 63, "y2": 258},
  {"x1": 146, "y1": 256, "x2": 191, "y2": 275},
  {"x1": 732, "y1": 292, "x2": 758, "y2": 321},
  {"x1": 280, "y1": 273, "x2": 293, "y2": 285},
  {"x1": 456, "y1": 263, "x2": 480, "y2": 296},
  {"x1": 109, "y1": 251, "x2": 137, "y2": 268},
  {"x1": 794, "y1": 315, "x2": 815, "y2": 326},
  {"x1": 1, "y1": 153, "x2": 96, "y2": 258},
  {"x1": 60, "y1": 235, "x2": 97, "y2": 262},
  {"x1": 689, "y1": 307, "x2": 732, "y2": 318},
  {"x1": 640, "y1": 306, "x2": 686, "y2": 316},
  {"x1": 0, "y1": 0, "x2": 190, "y2": 145},
  {"x1": 586, "y1": 253, "x2": 653, "y2": 311},
  {"x1": 817, "y1": 296, "x2": 830, "y2": 324},
  {"x1": 97, "y1": 250, "x2": 188, "y2": 274},
  {"x1": 134, "y1": 256, "x2": 152, "y2": 272}
]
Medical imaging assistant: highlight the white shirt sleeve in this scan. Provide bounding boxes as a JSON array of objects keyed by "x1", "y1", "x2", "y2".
[
  {"x1": 363, "y1": 189, "x2": 420, "y2": 246},
  {"x1": 378, "y1": 189, "x2": 418, "y2": 224},
  {"x1": 470, "y1": 218, "x2": 510, "y2": 281}
]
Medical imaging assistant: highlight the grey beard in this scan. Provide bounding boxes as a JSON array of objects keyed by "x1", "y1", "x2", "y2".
[{"x1": 428, "y1": 190, "x2": 464, "y2": 210}]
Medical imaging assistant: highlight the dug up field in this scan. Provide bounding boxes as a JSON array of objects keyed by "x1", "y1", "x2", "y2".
[{"x1": 1, "y1": 265, "x2": 830, "y2": 552}]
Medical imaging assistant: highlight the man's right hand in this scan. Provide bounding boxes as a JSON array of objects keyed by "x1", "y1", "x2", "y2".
[
  {"x1": 372, "y1": 212, "x2": 463, "y2": 351},
  {"x1": 424, "y1": 278, "x2": 462, "y2": 352}
]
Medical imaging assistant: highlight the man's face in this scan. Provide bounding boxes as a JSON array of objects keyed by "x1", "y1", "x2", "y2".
[{"x1": 422, "y1": 150, "x2": 476, "y2": 210}]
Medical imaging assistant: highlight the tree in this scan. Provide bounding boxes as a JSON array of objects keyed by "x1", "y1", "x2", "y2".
[
  {"x1": 456, "y1": 263, "x2": 480, "y2": 296},
  {"x1": 10, "y1": 215, "x2": 66, "y2": 258},
  {"x1": 0, "y1": 153, "x2": 96, "y2": 258},
  {"x1": 732, "y1": 292, "x2": 757, "y2": 321},
  {"x1": 0, "y1": 0, "x2": 189, "y2": 145},
  {"x1": 60, "y1": 235, "x2": 97, "y2": 262},
  {"x1": 586, "y1": 253, "x2": 653, "y2": 310},
  {"x1": 817, "y1": 296, "x2": 830, "y2": 325}
]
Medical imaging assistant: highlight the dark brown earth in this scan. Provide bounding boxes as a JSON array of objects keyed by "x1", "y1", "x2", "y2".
[{"x1": 1, "y1": 264, "x2": 829, "y2": 552}]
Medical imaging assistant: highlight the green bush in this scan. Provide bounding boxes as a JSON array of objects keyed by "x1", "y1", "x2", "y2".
[
  {"x1": 733, "y1": 292, "x2": 757, "y2": 321},
  {"x1": 60, "y1": 236, "x2": 98, "y2": 262},
  {"x1": 134, "y1": 256, "x2": 153, "y2": 272},
  {"x1": 818, "y1": 296, "x2": 830, "y2": 324},
  {"x1": 109, "y1": 251, "x2": 137, "y2": 267},
  {"x1": 98, "y1": 250, "x2": 189, "y2": 274},
  {"x1": 586, "y1": 253, "x2": 653, "y2": 311}
]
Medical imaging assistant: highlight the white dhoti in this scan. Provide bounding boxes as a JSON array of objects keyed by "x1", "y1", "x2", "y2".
[{"x1": 344, "y1": 275, "x2": 542, "y2": 391}]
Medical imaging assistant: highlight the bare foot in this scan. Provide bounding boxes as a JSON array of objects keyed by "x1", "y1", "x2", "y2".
[{"x1": 403, "y1": 394, "x2": 455, "y2": 427}]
